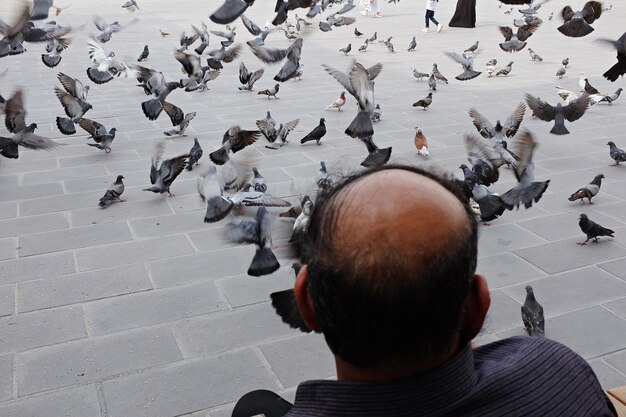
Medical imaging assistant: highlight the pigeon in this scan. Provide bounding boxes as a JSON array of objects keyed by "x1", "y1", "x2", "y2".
[
  {"x1": 86, "y1": 39, "x2": 132, "y2": 84},
  {"x1": 210, "y1": 126, "x2": 261, "y2": 165},
  {"x1": 325, "y1": 91, "x2": 346, "y2": 111},
  {"x1": 99, "y1": 175, "x2": 126, "y2": 207},
  {"x1": 179, "y1": 32, "x2": 198, "y2": 51},
  {"x1": 354, "y1": 27, "x2": 363, "y2": 36},
  {"x1": 241, "y1": 14, "x2": 262, "y2": 37},
  {"x1": 413, "y1": 93, "x2": 433, "y2": 110},
  {"x1": 265, "y1": 120, "x2": 300, "y2": 150},
  {"x1": 358, "y1": 40, "x2": 369, "y2": 52},
  {"x1": 270, "y1": 263, "x2": 311, "y2": 332},
  {"x1": 93, "y1": 15, "x2": 136, "y2": 43},
  {"x1": 555, "y1": 86, "x2": 599, "y2": 106},
  {"x1": 187, "y1": 138, "x2": 203, "y2": 170},
  {"x1": 319, "y1": 21, "x2": 333, "y2": 32},
  {"x1": 368, "y1": 32, "x2": 377, "y2": 43},
  {"x1": 412, "y1": 68, "x2": 429, "y2": 80},
  {"x1": 445, "y1": 52, "x2": 482, "y2": 80},
  {"x1": 558, "y1": 1, "x2": 602, "y2": 38},
  {"x1": 279, "y1": 195, "x2": 311, "y2": 218},
  {"x1": 121, "y1": 0, "x2": 140, "y2": 11},
  {"x1": 256, "y1": 111, "x2": 278, "y2": 141},
  {"x1": 0, "y1": 91, "x2": 61, "y2": 159},
  {"x1": 577, "y1": 214, "x2": 614, "y2": 245},
  {"x1": 273, "y1": 0, "x2": 314, "y2": 26},
  {"x1": 500, "y1": 131, "x2": 550, "y2": 209},
  {"x1": 486, "y1": 58, "x2": 497, "y2": 67},
  {"x1": 257, "y1": 83, "x2": 280, "y2": 99},
  {"x1": 383, "y1": 41, "x2": 395, "y2": 53},
  {"x1": 521, "y1": 285, "x2": 545, "y2": 337},
  {"x1": 55, "y1": 74, "x2": 93, "y2": 135},
  {"x1": 339, "y1": 43, "x2": 351, "y2": 55},
  {"x1": 164, "y1": 112, "x2": 196, "y2": 137},
  {"x1": 468, "y1": 102, "x2": 526, "y2": 140},
  {"x1": 499, "y1": 21, "x2": 540, "y2": 52},
  {"x1": 41, "y1": 37, "x2": 71, "y2": 68},
  {"x1": 431, "y1": 64, "x2": 449, "y2": 83},
  {"x1": 528, "y1": 48, "x2": 542, "y2": 61},
  {"x1": 336, "y1": 0, "x2": 356, "y2": 14},
  {"x1": 230, "y1": 184, "x2": 291, "y2": 209},
  {"x1": 210, "y1": 0, "x2": 255, "y2": 24},
  {"x1": 607, "y1": 141, "x2": 626, "y2": 166},
  {"x1": 247, "y1": 38, "x2": 303, "y2": 82},
  {"x1": 583, "y1": 78, "x2": 599, "y2": 95},
  {"x1": 464, "y1": 41, "x2": 479, "y2": 53},
  {"x1": 191, "y1": 22, "x2": 210, "y2": 55},
  {"x1": 556, "y1": 67, "x2": 566, "y2": 79},
  {"x1": 238, "y1": 62, "x2": 264, "y2": 91},
  {"x1": 358, "y1": 136, "x2": 392, "y2": 168},
  {"x1": 496, "y1": 61, "x2": 514, "y2": 76},
  {"x1": 210, "y1": 26, "x2": 237, "y2": 47},
  {"x1": 463, "y1": 136, "x2": 501, "y2": 186},
  {"x1": 548, "y1": 11, "x2": 554, "y2": 20},
  {"x1": 414, "y1": 127, "x2": 429, "y2": 157},
  {"x1": 371, "y1": 104, "x2": 382, "y2": 122},
  {"x1": 316, "y1": 161, "x2": 333, "y2": 190},
  {"x1": 323, "y1": 61, "x2": 382, "y2": 139},
  {"x1": 290, "y1": 199, "x2": 313, "y2": 243},
  {"x1": 226, "y1": 206, "x2": 280, "y2": 276},
  {"x1": 408, "y1": 36, "x2": 416, "y2": 52},
  {"x1": 137, "y1": 45, "x2": 149, "y2": 61},
  {"x1": 428, "y1": 74, "x2": 437, "y2": 91},
  {"x1": 140, "y1": 71, "x2": 184, "y2": 123},
  {"x1": 471, "y1": 182, "x2": 511, "y2": 223},
  {"x1": 143, "y1": 142, "x2": 189, "y2": 196},
  {"x1": 597, "y1": 32, "x2": 626, "y2": 82},
  {"x1": 569, "y1": 174, "x2": 604, "y2": 204},
  {"x1": 175, "y1": 51, "x2": 221, "y2": 87},
  {"x1": 562, "y1": 57, "x2": 569, "y2": 67},
  {"x1": 252, "y1": 168, "x2": 267, "y2": 193},
  {"x1": 159, "y1": 29, "x2": 170, "y2": 37},
  {"x1": 300, "y1": 118, "x2": 326, "y2": 145},
  {"x1": 525, "y1": 93, "x2": 589, "y2": 135},
  {"x1": 78, "y1": 118, "x2": 116, "y2": 153},
  {"x1": 598, "y1": 88, "x2": 623, "y2": 105}
]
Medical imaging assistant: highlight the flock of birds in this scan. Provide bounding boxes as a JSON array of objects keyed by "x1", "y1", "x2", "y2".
[{"x1": 0, "y1": 0, "x2": 625, "y2": 338}]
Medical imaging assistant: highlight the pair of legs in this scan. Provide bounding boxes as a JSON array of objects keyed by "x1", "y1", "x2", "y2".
[
  {"x1": 425, "y1": 9, "x2": 439, "y2": 27},
  {"x1": 232, "y1": 390, "x2": 292, "y2": 417},
  {"x1": 361, "y1": 0, "x2": 381, "y2": 16}
]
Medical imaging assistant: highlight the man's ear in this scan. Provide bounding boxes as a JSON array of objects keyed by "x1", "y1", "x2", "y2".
[
  {"x1": 294, "y1": 265, "x2": 322, "y2": 333},
  {"x1": 459, "y1": 274, "x2": 491, "y2": 344}
]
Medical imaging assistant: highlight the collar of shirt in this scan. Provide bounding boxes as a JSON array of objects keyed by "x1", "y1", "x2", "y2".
[{"x1": 289, "y1": 345, "x2": 476, "y2": 416}]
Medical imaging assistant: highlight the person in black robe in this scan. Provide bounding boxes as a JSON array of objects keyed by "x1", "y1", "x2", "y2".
[{"x1": 449, "y1": 0, "x2": 476, "y2": 28}]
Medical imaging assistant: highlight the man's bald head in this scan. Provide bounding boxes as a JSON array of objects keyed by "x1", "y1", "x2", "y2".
[{"x1": 301, "y1": 165, "x2": 478, "y2": 369}]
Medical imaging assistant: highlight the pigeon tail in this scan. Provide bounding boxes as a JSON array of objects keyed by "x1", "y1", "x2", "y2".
[
  {"x1": 194, "y1": 43, "x2": 208, "y2": 55},
  {"x1": 99, "y1": 190, "x2": 117, "y2": 207},
  {"x1": 550, "y1": 120, "x2": 569, "y2": 135},
  {"x1": 476, "y1": 194, "x2": 510, "y2": 221},
  {"x1": 248, "y1": 247, "x2": 280, "y2": 277},
  {"x1": 456, "y1": 69, "x2": 482, "y2": 81},
  {"x1": 143, "y1": 186, "x2": 164, "y2": 194},
  {"x1": 361, "y1": 147, "x2": 392, "y2": 168},
  {"x1": 499, "y1": 40, "x2": 526, "y2": 52},
  {"x1": 603, "y1": 58, "x2": 626, "y2": 82},
  {"x1": 209, "y1": 147, "x2": 229, "y2": 165},
  {"x1": 345, "y1": 110, "x2": 374, "y2": 138},
  {"x1": 502, "y1": 180, "x2": 550, "y2": 209},
  {"x1": 0, "y1": 138, "x2": 18, "y2": 159},
  {"x1": 86, "y1": 68, "x2": 114, "y2": 84},
  {"x1": 141, "y1": 98, "x2": 163, "y2": 121},
  {"x1": 557, "y1": 20, "x2": 594, "y2": 38},
  {"x1": 41, "y1": 54, "x2": 62, "y2": 68},
  {"x1": 56, "y1": 117, "x2": 76, "y2": 135},
  {"x1": 270, "y1": 289, "x2": 312, "y2": 332},
  {"x1": 204, "y1": 196, "x2": 234, "y2": 223}
]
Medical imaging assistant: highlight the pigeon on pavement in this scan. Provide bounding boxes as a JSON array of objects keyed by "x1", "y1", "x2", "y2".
[
  {"x1": 339, "y1": 43, "x2": 351, "y2": 55},
  {"x1": 300, "y1": 118, "x2": 326, "y2": 145},
  {"x1": 464, "y1": 41, "x2": 479, "y2": 53},
  {"x1": 99, "y1": 175, "x2": 125, "y2": 207},
  {"x1": 252, "y1": 167, "x2": 268, "y2": 192},
  {"x1": 577, "y1": 213, "x2": 614, "y2": 245},
  {"x1": 187, "y1": 138, "x2": 203, "y2": 171},
  {"x1": 521, "y1": 285, "x2": 545, "y2": 337},
  {"x1": 569, "y1": 174, "x2": 604, "y2": 204},
  {"x1": 414, "y1": 127, "x2": 429, "y2": 157},
  {"x1": 408, "y1": 36, "x2": 416, "y2": 52},
  {"x1": 265, "y1": 120, "x2": 300, "y2": 150},
  {"x1": 413, "y1": 93, "x2": 432, "y2": 110},
  {"x1": 598, "y1": 88, "x2": 623, "y2": 105},
  {"x1": 325, "y1": 92, "x2": 346, "y2": 111},
  {"x1": 496, "y1": 61, "x2": 514, "y2": 76},
  {"x1": 607, "y1": 141, "x2": 626, "y2": 166},
  {"x1": 143, "y1": 142, "x2": 189, "y2": 196},
  {"x1": 257, "y1": 83, "x2": 280, "y2": 98}
]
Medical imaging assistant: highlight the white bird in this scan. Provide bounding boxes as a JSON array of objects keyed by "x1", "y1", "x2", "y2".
[{"x1": 325, "y1": 91, "x2": 346, "y2": 111}]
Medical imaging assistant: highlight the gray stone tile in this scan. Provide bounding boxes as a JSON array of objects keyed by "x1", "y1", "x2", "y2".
[
  {"x1": 19, "y1": 222, "x2": 133, "y2": 257},
  {"x1": 497, "y1": 306, "x2": 626, "y2": 360},
  {"x1": 0, "y1": 306, "x2": 86, "y2": 354},
  {"x1": 18, "y1": 326, "x2": 182, "y2": 396},
  {"x1": 515, "y1": 238, "x2": 626, "y2": 274},
  {"x1": 518, "y1": 211, "x2": 625, "y2": 242},
  {"x1": 0, "y1": 285, "x2": 13, "y2": 317},
  {"x1": 604, "y1": 297, "x2": 626, "y2": 320},
  {"x1": 589, "y1": 359, "x2": 626, "y2": 390},
  {"x1": 0, "y1": 252, "x2": 75, "y2": 286},
  {"x1": 69, "y1": 198, "x2": 173, "y2": 227},
  {"x1": 18, "y1": 263, "x2": 152, "y2": 313},
  {"x1": 0, "y1": 202, "x2": 17, "y2": 220},
  {"x1": 85, "y1": 280, "x2": 227, "y2": 335},
  {"x1": 477, "y1": 223, "x2": 547, "y2": 257},
  {"x1": 0, "y1": 237, "x2": 16, "y2": 260},
  {"x1": 482, "y1": 290, "x2": 522, "y2": 334},
  {"x1": 18, "y1": 191, "x2": 103, "y2": 216},
  {"x1": 260, "y1": 334, "x2": 335, "y2": 389},
  {"x1": 21, "y1": 165, "x2": 108, "y2": 185},
  {"x1": 0, "y1": 212, "x2": 69, "y2": 239},
  {"x1": 605, "y1": 350, "x2": 626, "y2": 379},
  {"x1": 101, "y1": 349, "x2": 280, "y2": 417},
  {"x1": 76, "y1": 234, "x2": 195, "y2": 271},
  {"x1": 0, "y1": 385, "x2": 101, "y2": 417},
  {"x1": 0, "y1": 354, "x2": 12, "y2": 401},
  {"x1": 172, "y1": 303, "x2": 298, "y2": 357},
  {"x1": 146, "y1": 248, "x2": 251, "y2": 288},
  {"x1": 215, "y1": 268, "x2": 296, "y2": 308},
  {"x1": 477, "y1": 253, "x2": 547, "y2": 289},
  {"x1": 504, "y1": 267, "x2": 626, "y2": 318},
  {"x1": 0, "y1": 183, "x2": 64, "y2": 203},
  {"x1": 129, "y1": 211, "x2": 210, "y2": 238}
]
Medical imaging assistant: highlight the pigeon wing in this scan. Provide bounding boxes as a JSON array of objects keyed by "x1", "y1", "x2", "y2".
[
  {"x1": 231, "y1": 130, "x2": 260, "y2": 152},
  {"x1": 562, "y1": 94, "x2": 590, "y2": 122},
  {"x1": 78, "y1": 118, "x2": 107, "y2": 139},
  {"x1": 503, "y1": 102, "x2": 526, "y2": 137},
  {"x1": 525, "y1": 94, "x2": 557, "y2": 122},
  {"x1": 162, "y1": 101, "x2": 185, "y2": 126},
  {"x1": 4, "y1": 90, "x2": 27, "y2": 133},
  {"x1": 468, "y1": 108, "x2": 495, "y2": 138},
  {"x1": 247, "y1": 42, "x2": 288, "y2": 64},
  {"x1": 161, "y1": 154, "x2": 189, "y2": 186},
  {"x1": 499, "y1": 26, "x2": 514, "y2": 41},
  {"x1": 241, "y1": 14, "x2": 261, "y2": 36}
]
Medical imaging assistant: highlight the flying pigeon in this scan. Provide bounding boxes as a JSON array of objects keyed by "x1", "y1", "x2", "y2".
[
  {"x1": 121, "y1": 0, "x2": 140, "y2": 11},
  {"x1": 137, "y1": 45, "x2": 149, "y2": 61},
  {"x1": 300, "y1": 118, "x2": 326, "y2": 145},
  {"x1": 468, "y1": 102, "x2": 526, "y2": 140},
  {"x1": 210, "y1": 126, "x2": 261, "y2": 165},
  {"x1": 358, "y1": 136, "x2": 392, "y2": 168},
  {"x1": 577, "y1": 214, "x2": 614, "y2": 245},
  {"x1": 164, "y1": 112, "x2": 196, "y2": 137},
  {"x1": 210, "y1": 0, "x2": 255, "y2": 24},
  {"x1": 597, "y1": 32, "x2": 626, "y2": 82},
  {"x1": 99, "y1": 175, "x2": 126, "y2": 207},
  {"x1": 525, "y1": 93, "x2": 589, "y2": 135},
  {"x1": 445, "y1": 52, "x2": 482, "y2": 80},
  {"x1": 55, "y1": 74, "x2": 93, "y2": 135},
  {"x1": 86, "y1": 39, "x2": 132, "y2": 84},
  {"x1": 521, "y1": 285, "x2": 545, "y2": 337},
  {"x1": 238, "y1": 62, "x2": 264, "y2": 91},
  {"x1": 93, "y1": 15, "x2": 136, "y2": 43},
  {"x1": 499, "y1": 21, "x2": 540, "y2": 52},
  {"x1": 265, "y1": 120, "x2": 300, "y2": 150},
  {"x1": 558, "y1": 1, "x2": 602, "y2": 38},
  {"x1": 270, "y1": 263, "x2": 311, "y2": 332},
  {"x1": 241, "y1": 15, "x2": 262, "y2": 36},
  {"x1": 143, "y1": 142, "x2": 189, "y2": 196},
  {"x1": 569, "y1": 174, "x2": 604, "y2": 204},
  {"x1": 463, "y1": 136, "x2": 501, "y2": 186},
  {"x1": 607, "y1": 141, "x2": 626, "y2": 166},
  {"x1": 78, "y1": 118, "x2": 116, "y2": 153},
  {"x1": 248, "y1": 38, "x2": 303, "y2": 82},
  {"x1": 41, "y1": 37, "x2": 71, "y2": 68},
  {"x1": 187, "y1": 138, "x2": 203, "y2": 171}
]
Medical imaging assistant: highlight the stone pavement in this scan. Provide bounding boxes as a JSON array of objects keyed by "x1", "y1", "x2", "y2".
[{"x1": 1, "y1": 0, "x2": 626, "y2": 415}]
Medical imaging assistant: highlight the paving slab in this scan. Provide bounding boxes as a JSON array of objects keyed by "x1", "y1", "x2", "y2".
[
  {"x1": 0, "y1": 385, "x2": 101, "y2": 417},
  {"x1": 0, "y1": 354, "x2": 12, "y2": 402}
]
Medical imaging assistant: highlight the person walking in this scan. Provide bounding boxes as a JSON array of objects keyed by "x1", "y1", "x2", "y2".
[
  {"x1": 423, "y1": 0, "x2": 443, "y2": 32},
  {"x1": 361, "y1": 0, "x2": 382, "y2": 17},
  {"x1": 449, "y1": 0, "x2": 476, "y2": 28}
]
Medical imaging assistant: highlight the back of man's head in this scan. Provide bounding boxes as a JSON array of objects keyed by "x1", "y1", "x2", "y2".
[{"x1": 301, "y1": 165, "x2": 478, "y2": 369}]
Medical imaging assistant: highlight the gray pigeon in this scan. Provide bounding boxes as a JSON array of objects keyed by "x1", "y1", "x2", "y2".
[
  {"x1": 499, "y1": 21, "x2": 539, "y2": 52},
  {"x1": 371, "y1": 104, "x2": 382, "y2": 122},
  {"x1": 238, "y1": 62, "x2": 264, "y2": 91},
  {"x1": 408, "y1": 36, "x2": 416, "y2": 52},
  {"x1": 562, "y1": 57, "x2": 569, "y2": 67},
  {"x1": 569, "y1": 174, "x2": 604, "y2": 204},
  {"x1": 143, "y1": 142, "x2": 189, "y2": 196},
  {"x1": 577, "y1": 213, "x2": 614, "y2": 245},
  {"x1": 526, "y1": 93, "x2": 589, "y2": 135},
  {"x1": 257, "y1": 83, "x2": 280, "y2": 99},
  {"x1": 558, "y1": 1, "x2": 602, "y2": 38},
  {"x1": 528, "y1": 48, "x2": 542, "y2": 61},
  {"x1": 468, "y1": 102, "x2": 526, "y2": 140},
  {"x1": 265, "y1": 120, "x2": 300, "y2": 150},
  {"x1": 93, "y1": 16, "x2": 135, "y2": 43},
  {"x1": 55, "y1": 73, "x2": 93, "y2": 135},
  {"x1": 428, "y1": 74, "x2": 437, "y2": 91},
  {"x1": 226, "y1": 206, "x2": 280, "y2": 277},
  {"x1": 445, "y1": 52, "x2": 481, "y2": 80},
  {"x1": 339, "y1": 43, "x2": 351, "y2": 55},
  {"x1": 79, "y1": 118, "x2": 117, "y2": 153},
  {"x1": 358, "y1": 40, "x2": 369, "y2": 52},
  {"x1": 464, "y1": 41, "x2": 479, "y2": 53},
  {"x1": 187, "y1": 138, "x2": 203, "y2": 171},
  {"x1": 337, "y1": 0, "x2": 356, "y2": 14},
  {"x1": 290, "y1": 199, "x2": 313, "y2": 243},
  {"x1": 241, "y1": 14, "x2": 262, "y2": 36},
  {"x1": 607, "y1": 141, "x2": 626, "y2": 165},
  {"x1": 99, "y1": 175, "x2": 126, "y2": 207},
  {"x1": 252, "y1": 167, "x2": 267, "y2": 192},
  {"x1": 359, "y1": 136, "x2": 392, "y2": 168},
  {"x1": 431, "y1": 63, "x2": 449, "y2": 83},
  {"x1": 496, "y1": 61, "x2": 514, "y2": 76},
  {"x1": 210, "y1": 0, "x2": 254, "y2": 24},
  {"x1": 192, "y1": 22, "x2": 210, "y2": 55},
  {"x1": 413, "y1": 93, "x2": 432, "y2": 110},
  {"x1": 164, "y1": 112, "x2": 196, "y2": 137},
  {"x1": 137, "y1": 45, "x2": 149, "y2": 61},
  {"x1": 521, "y1": 285, "x2": 545, "y2": 337},
  {"x1": 122, "y1": 0, "x2": 140, "y2": 11},
  {"x1": 270, "y1": 262, "x2": 311, "y2": 332},
  {"x1": 316, "y1": 161, "x2": 333, "y2": 189},
  {"x1": 598, "y1": 88, "x2": 623, "y2": 105},
  {"x1": 210, "y1": 126, "x2": 260, "y2": 165},
  {"x1": 41, "y1": 37, "x2": 71, "y2": 68},
  {"x1": 471, "y1": 182, "x2": 511, "y2": 223},
  {"x1": 247, "y1": 38, "x2": 303, "y2": 82}
]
